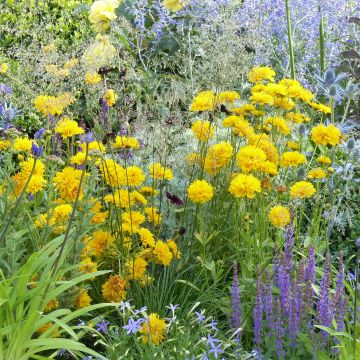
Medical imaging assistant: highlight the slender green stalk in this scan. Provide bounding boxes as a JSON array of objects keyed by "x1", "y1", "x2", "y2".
[
  {"x1": 285, "y1": 0, "x2": 295, "y2": 79},
  {"x1": 51, "y1": 144, "x2": 89, "y2": 277},
  {"x1": 0, "y1": 157, "x2": 37, "y2": 245}
]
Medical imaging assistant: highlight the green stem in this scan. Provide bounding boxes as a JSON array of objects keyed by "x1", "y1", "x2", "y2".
[
  {"x1": 285, "y1": 0, "x2": 295, "y2": 79},
  {"x1": 0, "y1": 157, "x2": 38, "y2": 245}
]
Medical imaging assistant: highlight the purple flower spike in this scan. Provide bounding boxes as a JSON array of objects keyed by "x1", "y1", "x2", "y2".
[
  {"x1": 304, "y1": 244, "x2": 316, "y2": 311},
  {"x1": 274, "y1": 299, "x2": 285, "y2": 358},
  {"x1": 316, "y1": 254, "x2": 332, "y2": 345},
  {"x1": 31, "y1": 142, "x2": 43, "y2": 157},
  {"x1": 254, "y1": 273, "x2": 263, "y2": 348},
  {"x1": 231, "y1": 261, "x2": 242, "y2": 332},
  {"x1": 263, "y1": 271, "x2": 274, "y2": 335}
]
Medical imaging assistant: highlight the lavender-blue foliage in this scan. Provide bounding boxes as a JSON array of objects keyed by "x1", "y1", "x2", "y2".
[
  {"x1": 231, "y1": 261, "x2": 242, "y2": 331},
  {"x1": 254, "y1": 274, "x2": 263, "y2": 348}
]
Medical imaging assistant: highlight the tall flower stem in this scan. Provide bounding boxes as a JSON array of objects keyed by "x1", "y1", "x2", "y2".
[
  {"x1": 0, "y1": 157, "x2": 37, "y2": 245},
  {"x1": 285, "y1": 0, "x2": 295, "y2": 79},
  {"x1": 51, "y1": 144, "x2": 89, "y2": 277}
]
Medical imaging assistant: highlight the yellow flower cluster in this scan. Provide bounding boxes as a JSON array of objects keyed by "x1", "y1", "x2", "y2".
[
  {"x1": 89, "y1": 0, "x2": 120, "y2": 32},
  {"x1": 140, "y1": 313, "x2": 167, "y2": 345},
  {"x1": 54, "y1": 117, "x2": 84, "y2": 139},
  {"x1": 34, "y1": 93, "x2": 74, "y2": 116}
]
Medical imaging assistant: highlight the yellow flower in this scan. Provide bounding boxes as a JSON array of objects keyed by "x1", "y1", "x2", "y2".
[
  {"x1": 85, "y1": 71, "x2": 102, "y2": 84},
  {"x1": 54, "y1": 117, "x2": 84, "y2": 139},
  {"x1": 79, "y1": 257, "x2": 98, "y2": 274},
  {"x1": 34, "y1": 93, "x2": 74, "y2": 116},
  {"x1": 74, "y1": 289, "x2": 92, "y2": 308},
  {"x1": 140, "y1": 313, "x2": 167, "y2": 345},
  {"x1": 87, "y1": 140, "x2": 106, "y2": 153},
  {"x1": 248, "y1": 67, "x2": 276, "y2": 83},
  {"x1": 50, "y1": 204, "x2": 73, "y2": 224},
  {"x1": 223, "y1": 115, "x2": 254, "y2": 138},
  {"x1": 87, "y1": 230, "x2": 115, "y2": 258},
  {"x1": 280, "y1": 151, "x2": 307, "y2": 167},
  {"x1": 308, "y1": 102, "x2": 331, "y2": 114},
  {"x1": 273, "y1": 96, "x2": 295, "y2": 111},
  {"x1": 286, "y1": 141, "x2": 299, "y2": 150},
  {"x1": 35, "y1": 214, "x2": 48, "y2": 228},
  {"x1": 53, "y1": 167, "x2": 86, "y2": 201},
  {"x1": 218, "y1": 91, "x2": 240, "y2": 104},
  {"x1": 83, "y1": 34, "x2": 116, "y2": 69},
  {"x1": 130, "y1": 190, "x2": 147, "y2": 206},
  {"x1": 317, "y1": 155, "x2": 331, "y2": 165},
  {"x1": 153, "y1": 241, "x2": 173, "y2": 266},
  {"x1": 167, "y1": 239, "x2": 181, "y2": 259},
  {"x1": 121, "y1": 166, "x2": 146, "y2": 187},
  {"x1": 137, "y1": 227, "x2": 155, "y2": 247},
  {"x1": 249, "y1": 92, "x2": 274, "y2": 106},
  {"x1": 191, "y1": 120, "x2": 214, "y2": 142},
  {"x1": 307, "y1": 168, "x2": 327, "y2": 179},
  {"x1": 100, "y1": 159, "x2": 125, "y2": 187},
  {"x1": 236, "y1": 145, "x2": 267, "y2": 173},
  {"x1": 311, "y1": 124, "x2": 341, "y2": 146},
  {"x1": 204, "y1": 142, "x2": 233, "y2": 175},
  {"x1": 122, "y1": 211, "x2": 146, "y2": 232},
  {"x1": 113, "y1": 136, "x2": 140, "y2": 150},
  {"x1": 104, "y1": 89, "x2": 117, "y2": 106},
  {"x1": 0, "y1": 63, "x2": 9, "y2": 74},
  {"x1": 44, "y1": 299, "x2": 59, "y2": 313},
  {"x1": 126, "y1": 256, "x2": 148, "y2": 280},
  {"x1": 0, "y1": 139, "x2": 10, "y2": 151},
  {"x1": 285, "y1": 112, "x2": 310, "y2": 124},
  {"x1": 64, "y1": 58, "x2": 79, "y2": 69},
  {"x1": 190, "y1": 91, "x2": 216, "y2": 112},
  {"x1": 149, "y1": 163, "x2": 173, "y2": 180},
  {"x1": 228, "y1": 174, "x2": 261, "y2": 199},
  {"x1": 187, "y1": 180, "x2": 214, "y2": 203},
  {"x1": 70, "y1": 152, "x2": 90, "y2": 165},
  {"x1": 89, "y1": 0, "x2": 120, "y2": 31},
  {"x1": 290, "y1": 181, "x2": 316, "y2": 199},
  {"x1": 259, "y1": 160, "x2": 278, "y2": 176},
  {"x1": 145, "y1": 207, "x2": 162, "y2": 225},
  {"x1": 163, "y1": 0, "x2": 186, "y2": 12},
  {"x1": 263, "y1": 117, "x2": 290, "y2": 135},
  {"x1": 13, "y1": 137, "x2": 33, "y2": 152},
  {"x1": 102, "y1": 275, "x2": 127, "y2": 302},
  {"x1": 268, "y1": 205, "x2": 291, "y2": 228}
]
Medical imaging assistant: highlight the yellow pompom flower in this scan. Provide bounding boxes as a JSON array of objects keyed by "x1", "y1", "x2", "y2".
[
  {"x1": 280, "y1": 151, "x2": 307, "y2": 167},
  {"x1": 50, "y1": 204, "x2": 73, "y2": 224},
  {"x1": 54, "y1": 117, "x2": 84, "y2": 139},
  {"x1": 104, "y1": 89, "x2": 117, "y2": 106},
  {"x1": 70, "y1": 152, "x2": 90, "y2": 165},
  {"x1": 44, "y1": 299, "x2": 59, "y2": 313},
  {"x1": 204, "y1": 142, "x2": 233, "y2": 175},
  {"x1": 102, "y1": 275, "x2": 127, "y2": 302},
  {"x1": 74, "y1": 289, "x2": 92, "y2": 309},
  {"x1": 286, "y1": 141, "x2": 299, "y2": 150},
  {"x1": 121, "y1": 166, "x2": 146, "y2": 187},
  {"x1": 139, "y1": 186, "x2": 159, "y2": 197},
  {"x1": 113, "y1": 136, "x2": 140, "y2": 150},
  {"x1": 126, "y1": 256, "x2": 148, "y2": 280},
  {"x1": 153, "y1": 241, "x2": 173, "y2": 266},
  {"x1": 87, "y1": 230, "x2": 115, "y2": 257},
  {"x1": 249, "y1": 92, "x2": 274, "y2": 106},
  {"x1": 85, "y1": 71, "x2": 102, "y2": 85},
  {"x1": 79, "y1": 257, "x2": 98, "y2": 274},
  {"x1": 248, "y1": 67, "x2": 276, "y2": 83},
  {"x1": 285, "y1": 112, "x2": 310, "y2": 124},
  {"x1": 0, "y1": 139, "x2": 10, "y2": 151},
  {"x1": 13, "y1": 137, "x2": 33, "y2": 152},
  {"x1": 228, "y1": 174, "x2": 261, "y2": 199},
  {"x1": 100, "y1": 159, "x2": 125, "y2": 187},
  {"x1": 218, "y1": 91, "x2": 240, "y2": 104},
  {"x1": 137, "y1": 227, "x2": 155, "y2": 247},
  {"x1": 307, "y1": 168, "x2": 327, "y2": 179},
  {"x1": 311, "y1": 124, "x2": 341, "y2": 146},
  {"x1": 317, "y1": 155, "x2": 331, "y2": 165},
  {"x1": 122, "y1": 211, "x2": 146, "y2": 233},
  {"x1": 140, "y1": 313, "x2": 167, "y2": 345},
  {"x1": 191, "y1": 119, "x2": 214, "y2": 142},
  {"x1": 53, "y1": 167, "x2": 86, "y2": 201},
  {"x1": 187, "y1": 180, "x2": 214, "y2": 203},
  {"x1": 190, "y1": 91, "x2": 216, "y2": 112},
  {"x1": 290, "y1": 181, "x2": 316, "y2": 199},
  {"x1": 163, "y1": 0, "x2": 186, "y2": 11},
  {"x1": 149, "y1": 163, "x2": 173, "y2": 180},
  {"x1": 264, "y1": 117, "x2": 290, "y2": 135},
  {"x1": 236, "y1": 145, "x2": 267, "y2": 173},
  {"x1": 34, "y1": 93, "x2": 74, "y2": 116},
  {"x1": 268, "y1": 205, "x2": 291, "y2": 228},
  {"x1": 89, "y1": 0, "x2": 120, "y2": 31},
  {"x1": 308, "y1": 102, "x2": 331, "y2": 114}
]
